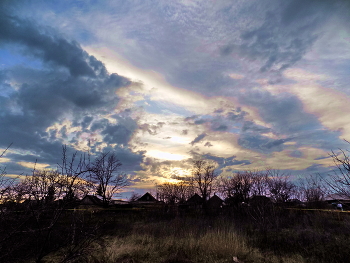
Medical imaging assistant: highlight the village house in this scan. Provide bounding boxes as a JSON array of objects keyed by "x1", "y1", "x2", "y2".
[
  {"x1": 78, "y1": 195, "x2": 103, "y2": 209},
  {"x1": 131, "y1": 192, "x2": 164, "y2": 208},
  {"x1": 207, "y1": 194, "x2": 224, "y2": 213},
  {"x1": 325, "y1": 194, "x2": 350, "y2": 210}
]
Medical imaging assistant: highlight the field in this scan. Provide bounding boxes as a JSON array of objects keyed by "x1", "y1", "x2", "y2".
[{"x1": 13, "y1": 206, "x2": 347, "y2": 263}]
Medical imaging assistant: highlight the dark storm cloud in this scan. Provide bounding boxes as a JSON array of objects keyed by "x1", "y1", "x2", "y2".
[
  {"x1": 101, "y1": 117, "x2": 138, "y2": 146},
  {"x1": 16, "y1": 73, "x2": 128, "y2": 114},
  {"x1": 185, "y1": 109, "x2": 247, "y2": 133},
  {"x1": 242, "y1": 121, "x2": 271, "y2": 134},
  {"x1": 0, "y1": 5, "x2": 106, "y2": 78},
  {"x1": 200, "y1": 154, "x2": 252, "y2": 171},
  {"x1": 190, "y1": 133, "x2": 207, "y2": 146},
  {"x1": 0, "y1": 4, "x2": 144, "y2": 174},
  {"x1": 226, "y1": 110, "x2": 247, "y2": 122},
  {"x1": 238, "y1": 133, "x2": 288, "y2": 154},
  {"x1": 81, "y1": 116, "x2": 94, "y2": 129},
  {"x1": 139, "y1": 123, "x2": 164, "y2": 135},
  {"x1": 2, "y1": 161, "x2": 33, "y2": 176},
  {"x1": 204, "y1": 142, "x2": 213, "y2": 147},
  {"x1": 212, "y1": 124, "x2": 228, "y2": 132}
]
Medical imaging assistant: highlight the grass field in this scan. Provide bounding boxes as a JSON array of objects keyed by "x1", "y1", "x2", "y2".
[
  {"x1": 2, "y1": 205, "x2": 350, "y2": 262},
  {"x1": 40, "y1": 207, "x2": 350, "y2": 263}
]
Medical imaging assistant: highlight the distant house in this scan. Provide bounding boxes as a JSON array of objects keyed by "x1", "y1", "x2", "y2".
[
  {"x1": 325, "y1": 194, "x2": 350, "y2": 206},
  {"x1": 207, "y1": 194, "x2": 223, "y2": 212},
  {"x1": 137, "y1": 192, "x2": 157, "y2": 202},
  {"x1": 180, "y1": 193, "x2": 203, "y2": 211},
  {"x1": 79, "y1": 195, "x2": 102, "y2": 207},
  {"x1": 132, "y1": 192, "x2": 163, "y2": 208},
  {"x1": 186, "y1": 193, "x2": 203, "y2": 205}
]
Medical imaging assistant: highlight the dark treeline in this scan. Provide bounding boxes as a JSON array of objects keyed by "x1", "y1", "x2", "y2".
[{"x1": 156, "y1": 160, "x2": 332, "y2": 209}]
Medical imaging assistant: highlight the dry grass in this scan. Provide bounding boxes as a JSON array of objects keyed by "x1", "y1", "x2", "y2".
[
  {"x1": 57, "y1": 217, "x2": 306, "y2": 263},
  {"x1": 43, "y1": 209, "x2": 350, "y2": 263}
]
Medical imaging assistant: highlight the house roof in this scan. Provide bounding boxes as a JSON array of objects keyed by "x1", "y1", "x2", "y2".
[
  {"x1": 186, "y1": 193, "x2": 203, "y2": 204},
  {"x1": 208, "y1": 194, "x2": 223, "y2": 202},
  {"x1": 207, "y1": 194, "x2": 223, "y2": 207},
  {"x1": 324, "y1": 194, "x2": 350, "y2": 201},
  {"x1": 137, "y1": 192, "x2": 157, "y2": 202},
  {"x1": 80, "y1": 195, "x2": 102, "y2": 205}
]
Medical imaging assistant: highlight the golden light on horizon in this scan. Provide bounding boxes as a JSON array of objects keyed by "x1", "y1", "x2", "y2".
[{"x1": 146, "y1": 150, "x2": 189, "y2": 161}]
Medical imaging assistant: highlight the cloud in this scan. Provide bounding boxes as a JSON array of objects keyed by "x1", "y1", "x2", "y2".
[
  {"x1": 239, "y1": 89, "x2": 322, "y2": 135},
  {"x1": 238, "y1": 133, "x2": 287, "y2": 154},
  {"x1": 221, "y1": 0, "x2": 337, "y2": 73},
  {"x1": 0, "y1": 2, "x2": 109, "y2": 78},
  {"x1": 242, "y1": 121, "x2": 271, "y2": 134},
  {"x1": 190, "y1": 133, "x2": 207, "y2": 146},
  {"x1": 0, "y1": 5, "x2": 147, "y2": 177},
  {"x1": 201, "y1": 153, "x2": 252, "y2": 169},
  {"x1": 1, "y1": 0, "x2": 349, "y2": 188},
  {"x1": 100, "y1": 116, "x2": 138, "y2": 146},
  {"x1": 204, "y1": 142, "x2": 213, "y2": 147}
]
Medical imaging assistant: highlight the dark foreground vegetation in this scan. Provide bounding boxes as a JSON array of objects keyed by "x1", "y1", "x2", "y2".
[
  {"x1": 2, "y1": 206, "x2": 350, "y2": 263},
  {"x1": 2, "y1": 144, "x2": 350, "y2": 262}
]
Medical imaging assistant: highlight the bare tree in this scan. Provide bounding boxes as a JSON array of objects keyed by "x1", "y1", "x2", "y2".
[
  {"x1": 300, "y1": 174, "x2": 325, "y2": 203},
  {"x1": 89, "y1": 152, "x2": 128, "y2": 206},
  {"x1": 156, "y1": 181, "x2": 194, "y2": 204},
  {"x1": 266, "y1": 170, "x2": 296, "y2": 203},
  {"x1": 191, "y1": 160, "x2": 217, "y2": 202},
  {"x1": 21, "y1": 169, "x2": 61, "y2": 204},
  {"x1": 0, "y1": 143, "x2": 17, "y2": 205},
  {"x1": 218, "y1": 171, "x2": 254, "y2": 205},
  {"x1": 129, "y1": 192, "x2": 142, "y2": 202},
  {"x1": 58, "y1": 145, "x2": 93, "y2": 202},
  {"x1": 250, "y1": 170, "x2": 270, "y2": 197},
  {"x1": 325, "y1": 145, "x2": 350, "y2": 198}
]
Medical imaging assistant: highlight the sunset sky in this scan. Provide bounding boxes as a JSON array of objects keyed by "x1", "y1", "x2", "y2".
[{"x1": 1, "y1": 0, "x2": 350, "y2": 199}]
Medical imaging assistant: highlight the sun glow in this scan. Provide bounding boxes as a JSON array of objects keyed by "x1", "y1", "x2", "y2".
[{"x1": 146, "y1": 150, "x2": 189, "y2": 161}]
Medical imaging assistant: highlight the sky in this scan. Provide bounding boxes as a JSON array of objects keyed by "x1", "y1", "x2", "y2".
[{"x1": 1, "y1": 0, "x2": 350, "y2": 199}]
